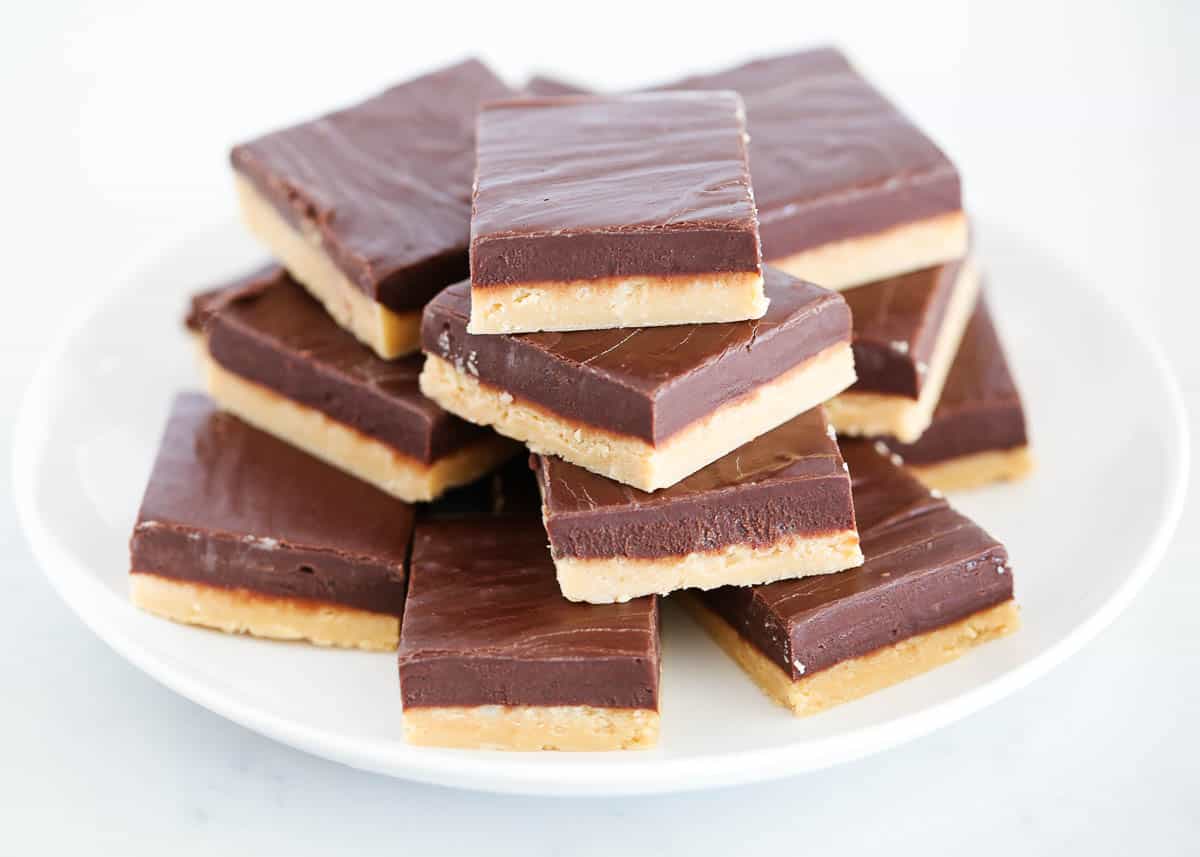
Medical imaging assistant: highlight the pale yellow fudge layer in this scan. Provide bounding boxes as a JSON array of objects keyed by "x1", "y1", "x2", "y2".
[{"x1": 130, "y1": 573, "x2": 399, "y2": 651}]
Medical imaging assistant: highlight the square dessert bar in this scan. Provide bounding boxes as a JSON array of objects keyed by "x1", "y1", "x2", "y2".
[
  {"x1": 535, "y1": 407, "x2": 863, "y2": 604},
  {"x1": 468, "y1": 92, "x2": 765, "y2": 333},
  {"x1": 420, "y1": 269, "x2": 855, "y2": 492},
  {"x1": 398, "y1": 518, "x2": 660, "y2": 751},
  {"x1": 129, "y1": 394, "x2": 412, "y2": 651},
  {"x1": 230, "y1": 59, "x2": 511, "y2": 358},
  {"x1": 875, "y1": 295, "x2": 1033, "y2": 491},
  {"x1": 657, "y1": 48, "x2": 966, "y2": 289},
  {"x1": 826, "y1": 257, "x2": 980, "y2": 442},
  {"x1": 684, "y1": 439, "x2": 1019, "y2": 716},
  {"x1": 194, "y1": 266, "x2": 517, "y2": 502}
]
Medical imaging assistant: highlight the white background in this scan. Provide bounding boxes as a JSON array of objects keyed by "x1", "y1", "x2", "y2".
[{"x1": 4, "y1": 1, "x2": 1198, "y2": 852}]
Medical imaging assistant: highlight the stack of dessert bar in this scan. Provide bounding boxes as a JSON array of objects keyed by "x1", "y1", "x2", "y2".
[{"x1": 129, "y1": 49, "x2": 1028, "y2": 754}]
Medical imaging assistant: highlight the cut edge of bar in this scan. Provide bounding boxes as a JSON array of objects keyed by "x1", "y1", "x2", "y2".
[
  {"x1": 204, "y1": 352, "x2": 518, "y2": 502},
  {"x1": 419, "y1": 341, "x2": 856, "y2": 491},
  {"x1": 682, "y1": 595, "x2": 1019, "y2": 718},
  {"x1": 770, "y1": 210, "x2": 968, "y2": 291},
  {"x1": 401, "y1": 704, "x2": 660, "y2": 751},
  {"x1": 553, "y1": 529, "x2": 863, "y2": 603},
  {"x1": 466, "y1": 272, "x2": 767, "y2": 334},
  {"x1": 129, "y1": 572, "x2": 400, "y2": 651},
  {"x1": 906, "y1": 446, "x2": 1035, "y2": 493},
  {"x1": 827, "y1": 257, "x2": 980, "y2": 442},
  {"x1": 234, "y1": 174, "x2": 421, "y2": 359}
]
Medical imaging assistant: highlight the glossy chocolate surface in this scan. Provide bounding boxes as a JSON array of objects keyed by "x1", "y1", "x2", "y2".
[
  {"x1": 183, "y1": 263, "x2": 277, "y2": 332},
  {"x1": 421, "y1": 268, "x2": 851, "y2": 444},
  {"x1": 470, "y1": 92, "x2": 761, "y2": 286},
  {"x1": 886, "y1": 296, "x2": 1028, "y2": 463},
  {"x1": 655, "y1": 48, "x2": 961, "y2": 260},
  {"x1": 231, "y1": 59, "x2": 511, "y2": 311},
  {"x1": 536, "y1": 408, "x2": 855, "y2": 559},
  {"x1": 843, "y1": 259, "x2": 963, "y2": 399},
  {"x1": 129, "y1": 394, "x2": 412, "y2": 615},
  {"x1": 697, "y1": 439, "x2": 1013, "y2": 678},
  {"x1": 202, "y1": 267, "x2": 490, "y2": 462},
  {"x1": 398, "y1": 517, "x2": 660, "y2": 708}
]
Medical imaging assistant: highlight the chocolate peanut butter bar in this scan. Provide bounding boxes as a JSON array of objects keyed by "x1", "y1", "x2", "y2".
[
  {"x1": 398, "y1": 518, "x2": 660, "y2": 751},
  {"x1": 535, "y1": 408, "x2": 862, "y2": 604},
  {"x1": 468, "y1": 92, "x2": 765, "y2": 333},
  {"x1": 420, "y1": 270, "x2": 855, "y2": 492},
  {"x1": 656, "y1": 48, "x2": 966, "y2": 289},
  {"x1": 875, "y1": 296, "x2": 1033, "y2": 490},
  {"x1": 826, "y1": 257, "x2": 980, "y2": 442},
  {"x1": 230, "y1": 59, "x2": 511, "y2": 359},
  {"x1": 194, "y1": 267, "x2": 517, "y2": 502},
  {"x1": 129, "y1": 394, "x2": 412, "y2": 651},
  {"x1": 684, "y1": 439, "x2": 1019, "y2": 716}
]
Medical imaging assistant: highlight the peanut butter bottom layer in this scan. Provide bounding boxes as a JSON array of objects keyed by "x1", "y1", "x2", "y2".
[
  {"x1": 234, "y1": 175, "x2": 421, "y2": 359},
  {"x1": 204, "y1": 352, "x2": 517, "y2": 502},
  {"x1": 905, "y1": 446, "x2": 1035, "y2": 493},
  {"x1": 419, "y1": 341, "x2": 856, "y2": 492},
  {"x1": 683, "y1": 596, "x2": 1019, "y2": 717},
  {"x1": 770, "y1": 210, "x2": 969, "y2": 291},
  {"x1": 555, "y1": 530, "x2": 863, "y2": 604},
  {"x1": 827, "y1": 257, "x2": 981, "y2": 443},
  {"x1": 467, "y1": 271, "x2": 767, "y2": 334},
  {"x1": 130, "y1": 573, "x2": 399, "y2": 651},
  {"x1": 402, "y1": 704, "x2": 660, "y2": 751}
]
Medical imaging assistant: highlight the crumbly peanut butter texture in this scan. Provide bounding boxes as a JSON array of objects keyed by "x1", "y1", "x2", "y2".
[
  {"x1": 235, "y1": 176, "x2": 421, "y2": 359},
  {"x1": 130, "y1": 573, "x2": 400, "y2": 651},
  {"x1": 420, "y1": 343, "x2": 855, "y2": 491}
]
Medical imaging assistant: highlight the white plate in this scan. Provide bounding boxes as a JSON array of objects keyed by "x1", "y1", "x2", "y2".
[{"x1": 13, "y1": 220, "x2": 1188, "y2": 796}]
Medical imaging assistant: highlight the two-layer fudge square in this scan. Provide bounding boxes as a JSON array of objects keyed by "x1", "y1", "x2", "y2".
[
  {"x1": 535, "y1": 408, "x2": 862, "y2": 603},
  {"x1": 420, "y1": 269, "x2": 854, "y2": 491},
  {"x1": 398, "y1": 517, "x2": 660, "y2": 751},
  {"x1": 684, "y1": 439, "x2": 1019, "y2": 716},
  {"x1": 193, "y1": 266, "x2": 516, "y2": 502},
  {"x1": 129, "y1": 394, "x2": 412, "y2": 650},
  {"x1": 230, "y1": 59, "x2": 511, "y2": 358},
  {"x1": 468, "y1": 92, "x2": 765, "y2": 333}
]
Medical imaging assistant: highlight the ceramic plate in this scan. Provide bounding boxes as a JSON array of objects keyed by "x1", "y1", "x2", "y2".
[{"x1": 13, "y1": 220, "x2": 1188, "y2": 796}]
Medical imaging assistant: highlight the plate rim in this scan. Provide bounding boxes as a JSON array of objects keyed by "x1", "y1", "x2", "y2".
[{"x1": 12, "y1": 224, "x2": 1191, "y2": 796}]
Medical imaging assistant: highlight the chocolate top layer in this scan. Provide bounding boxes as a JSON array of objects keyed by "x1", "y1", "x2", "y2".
[
  {"x1": 422, "y1": 268, "x2": 850, "y2": 444},
  {"x1": 203, "y1": 267, "x2": 490, "y2": 462},
  {"x1": 698, "y1": 439, "x2": 1013, "y2": 678},
  {"x1": 231, "y1": 59, "x2": 511, "y2": 312},
  {"x1": 470, "y1": 92, "x2": 762, "y2": 285},
  {"x1": 537, "y1": 408, "x2": 856, "y2": 559},
  {"x1": 843, "y1": 259, "x2": 963, "y2": 398},
  {"x1": 886, "y1": 295, "x2": 1028, "y2": 463},
  {"x1": 130, "y1": 394, "x2": 412, "y2": 614},
  {"x1": 398, "y1": 517, "x2": 660, "y2": 708},
  {"x1": 656, "y1": 48, "x2": 961, "y2": 259},
  {"x1": 183, "y1": 263, "x2": 277, "y2": 332}
]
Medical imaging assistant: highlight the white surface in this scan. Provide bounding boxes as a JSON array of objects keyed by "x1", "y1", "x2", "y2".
[
  {"x1": 4, "y1": 0, "x2": 1198, "y2": 849},
  {"x1": 14, "y1": 218, "x2": 1187, "y2": 795}
]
